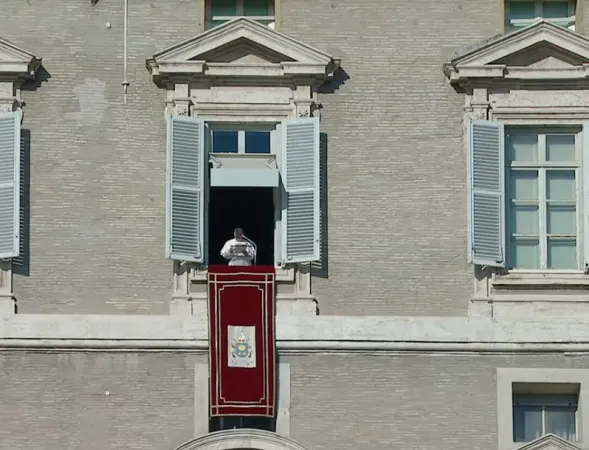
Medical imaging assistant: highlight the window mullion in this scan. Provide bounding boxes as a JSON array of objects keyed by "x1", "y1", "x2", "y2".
[
  {"x1": 539, "y1": 133, "x2": 548, "y2": 269},
  {"x1": 535, "y1": 0, "x2": 543, "y2": 18},
  {"x1": 237, "y1": 0, "x2": 244, "y2": 15},
  {"x1": 238, "y1": 131, "x2": 246, "y2": 154}
]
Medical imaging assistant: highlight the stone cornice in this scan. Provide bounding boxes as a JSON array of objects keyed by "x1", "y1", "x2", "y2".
[
  {"x1": 2, "y1": 314, "x2": 589, "y2": 352},
  {"x1": 443, "y1": 20, "x2": 589, "y2": 89},
  {"x1": 0, "y1": 37, "x2": 41, "y2": 81},
  {"x1": 146, "y1": 17, "x2": 339, "y2": 86},
  {"x1": 177, "y1": 430, "x2": 309, "y2": 450}
]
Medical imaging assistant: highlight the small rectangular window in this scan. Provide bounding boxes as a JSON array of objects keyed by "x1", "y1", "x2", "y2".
[
  {"x1": 506, "y1": 0, "x2": 576, "y2": 31},
  {"x1": 513, "y1": 395, "x2": 578, "y2": 442},
  {"x1": 211, "y1": 129, "x2": 273, "y2": 154},
  {"x1": 212, "y1": 131, "x2": 239, "y2": 153},
  {"x1": 206, "y1": 0, "x2": 275, "y2": 30},
  {"x1": 245, "y1": 131, "x2": 271, "y2": 154}
]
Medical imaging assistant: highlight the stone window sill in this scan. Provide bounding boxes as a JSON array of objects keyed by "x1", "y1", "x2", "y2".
[
  {"x1": 493, "y1": 271, "x2": 589, "y2": 287},
  {"x1": 190, "y1": 266, "x2": 295, "y2": 282}
]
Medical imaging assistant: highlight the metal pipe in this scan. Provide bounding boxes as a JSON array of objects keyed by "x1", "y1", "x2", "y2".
[
  {"x1": 122, "y1": 0, "x2": 129, "y2": 104},
  {"x1": 2, "y1": 339, "x2": 589, "y2": 353}
]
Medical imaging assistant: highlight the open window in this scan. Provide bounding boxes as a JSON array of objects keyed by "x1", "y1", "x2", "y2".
[
  {"x1": 205, "y1": 0, "x2": 275, "y2": 30},
  {"x1": 165, "y1": 116, "x2": 320, "y2": 268}
]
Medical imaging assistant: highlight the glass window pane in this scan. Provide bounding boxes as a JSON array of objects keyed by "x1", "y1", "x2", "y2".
[
  {"x1": 245, "y1": 131, "x2": 271, "y2": 154},
  {"x1": 206, "y1": 19, "x2": 228, "y2": 29},
  {"x1": 548, "y1": 238, "x2": 577, "y2": 269},
  {"x1": 545, "y1": 407, "x2": 577, "y2": 441},
  {"x1": 547, "y1": 170, "x2": 576, "y2": 201},
  {"x1": 543, "y1": 1, "x2": 570, "y2": 18},
  {"x1": 210, "y1": 0, "x2": 237, "y2": 16},
  {"x1": 546, "y1": 134, "x2": 576, "y2": 162},
  {"x1": 507, "y1": 133, "x2": 538, "y2": 162},
  {"x1": 244, "y1": 0, "x2": 270, "y2": 16},
  {"x1": 510, "y1": 170, "x2": 538, "y2": 200},
  {"x1": 509, "y1": 1, "x2": 536, "y2": 19},
  {"x1": 547, "y1": 205, "x2": 576, "y2": 235},
  {"x1": 212, "y1": 131, "x2": 238, "y2": 153},
  {"x1": 513, "y1": 405, "x2": 543, "y2": 442},
  {"x1": 509, "y1": 238, "x2": 540, "y2": 269},
  {"x1": 510, "y1": 205, "x2": 539, "y2": 235}
]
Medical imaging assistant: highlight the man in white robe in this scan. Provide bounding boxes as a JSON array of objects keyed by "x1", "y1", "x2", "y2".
[{"x1": 220, "y1": 227, "x2": 256, "y2": 266}]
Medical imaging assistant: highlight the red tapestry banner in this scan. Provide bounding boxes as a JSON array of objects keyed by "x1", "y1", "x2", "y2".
[{"x1": 207, "y1": 265, "x2": 276, "y2": 417}]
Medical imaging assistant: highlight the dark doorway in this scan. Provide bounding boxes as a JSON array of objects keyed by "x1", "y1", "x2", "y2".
[{"x1": 208, "y1": 187, "x2": 275, "y2": 265}]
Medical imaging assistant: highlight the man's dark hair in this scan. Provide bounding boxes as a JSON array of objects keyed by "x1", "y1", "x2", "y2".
[{"x1": 234, "y1": 227, "x2": 244, "y2": 234}]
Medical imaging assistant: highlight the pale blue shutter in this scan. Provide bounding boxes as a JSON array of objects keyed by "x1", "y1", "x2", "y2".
[
  {"x1": 467, "y1": 120, "x2": 505, "y2": 267},
  {"x1": 0, "y1": 112, "x2": 20, "y2": 259},
  {"x1": 166, "y1": 115, "x2": 205, "y2": 262},
  {"x1": 280, "y1": 117, "x2": 320, "y2": 263}
]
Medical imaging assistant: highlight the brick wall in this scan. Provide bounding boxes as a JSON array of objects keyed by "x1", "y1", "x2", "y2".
[
  {"x1": 1, "y1": 0, "x2": 560, "y2": 315},
  {"x1": 2, "y1": 351, "x2": 589, "y2": 450}
]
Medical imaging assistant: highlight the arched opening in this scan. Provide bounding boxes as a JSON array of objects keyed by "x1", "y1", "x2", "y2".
[{"x1": 174, "y1": 429, "x2": 309, "y2": 450}]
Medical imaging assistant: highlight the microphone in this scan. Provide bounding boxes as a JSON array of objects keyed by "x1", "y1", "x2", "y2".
[{"x1": 242, "y1": 235, "x2": 257, "y2": 266}]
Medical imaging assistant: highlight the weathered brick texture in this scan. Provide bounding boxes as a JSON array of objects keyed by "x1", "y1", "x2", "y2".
[{"x1": 2, "y1": 351, "x2": 589, "y2": 450}]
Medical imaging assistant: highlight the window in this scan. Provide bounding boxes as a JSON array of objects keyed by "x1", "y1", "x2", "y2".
[
  {"x1": 506, "y1": 128, "x2": 581, "y2": 270},
  {"x1": 165, "y1": 115, "x2": 321, "y2": 267},
  {"x1": 467, "y1": 121, "x2": 588, "y2": 272},
  {"x1": 506, "y1": 0, "x2": 576, "y2": 31},
  {"x1": 513, "y1": 394, "x2": 578, "y2": 442},
  {"x1": 496, "y1": 369, "x2": 589, "y2": 450},
  {"x1": 205, "y1": 0, "x2": 275, "y2": 30},
  {"x1": 211, "y1": 129, "x2": 272, "y2": 154}
]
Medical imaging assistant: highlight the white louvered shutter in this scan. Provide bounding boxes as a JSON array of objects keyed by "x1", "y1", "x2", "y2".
[
  {"x1": 280, "y1": 117, "x2": 320, "y2": 263},
  {"x1": 0, "y1": 112, "x2": 20, "y2": 259},
  {"x1": 166, "y1": 115, "x2": 205, "y2": 262},
  {"x1": 467, "y1": 120, "x2": 505, "y2": 267}
]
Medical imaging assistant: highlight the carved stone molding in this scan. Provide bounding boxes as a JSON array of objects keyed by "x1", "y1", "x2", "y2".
[
  {"x1": 149, "y1": 18, "x2": 338, "y2": 316},
  {"x1": 0, "y1": 38, "x2": 41, "y2": 314},
  {"x1": 176, "y1": 429, "x2": 309, "y2": 450}
]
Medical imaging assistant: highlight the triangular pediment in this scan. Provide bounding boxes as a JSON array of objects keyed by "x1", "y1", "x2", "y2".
[
  {"x1": 0, "y1": 37, "x2": 40, "y2": 77},
  {"x1": 147, "y1": 18, "x2": 339, "y2": 82},
  {"x1": 444, "y1": 21, "x2": 589, "y2": 84},
  {"x1": 515, "y1": 434, "x2": 581, "y2": 450}
]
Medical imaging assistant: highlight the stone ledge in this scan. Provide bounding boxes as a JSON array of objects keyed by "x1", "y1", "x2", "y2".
[{"x1": 2, "y1": 314, "x2": 589, "y2": 346}]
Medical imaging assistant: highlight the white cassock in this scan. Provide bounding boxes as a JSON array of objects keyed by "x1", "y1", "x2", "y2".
[{"x1": 220, "y1": 238, "x2": 256, "y2": 266}]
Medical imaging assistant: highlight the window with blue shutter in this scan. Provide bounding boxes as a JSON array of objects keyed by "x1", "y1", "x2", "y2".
[
  {"x1": 0, "y1": 111, "x2": 20, "y2": 259},
  {"x1": 280, "y1": 117, "x2": 320, "y2": 264},
  {"x1": 467, "y1": 120, "x2": 506, "y2": 267},
  {"x1": 166, "y1": 115, "x2": 206, "y2": 262}
]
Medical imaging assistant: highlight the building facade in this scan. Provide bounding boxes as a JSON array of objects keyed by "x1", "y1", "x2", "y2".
[{"x1": 1, "y1": 0, "x2": 589, "y2": 449}]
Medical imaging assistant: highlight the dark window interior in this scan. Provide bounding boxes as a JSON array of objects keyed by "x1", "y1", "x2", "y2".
[
  {"x1": 245, "y1": 131, "x2": 271, "y2": 153},
  {"x1": 208, "y1": 187, "x2": 275, "y2": 265},
  {"x1": 209, "y1": 416, "x2": 276, "y2": 432},
  {"x1": 212, "y1": 131, "x2": 238, "y2": 153}
]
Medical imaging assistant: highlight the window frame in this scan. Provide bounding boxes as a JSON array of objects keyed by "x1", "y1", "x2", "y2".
[
  {"x1": 505, "y1": 0, "x2": 576, "y2": 31},
  {"x1": 512, "y1": 394, "x2": 579, "y2": 442},
  {"x1": 209, "y1": 123, "x2": 275, "y2": 155},
  {"x1": 205, "y1": 0, "x2": 276, "y2": 30},
  {"x1": 205, "y1": 121, "x2": 285, "y2": 269},
  {"x1": 497, "y1": 368, "x2": 589, "y2": 450},
  {"x1": 505, "y1": 126, "x2": 583, "y2": 272}
]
